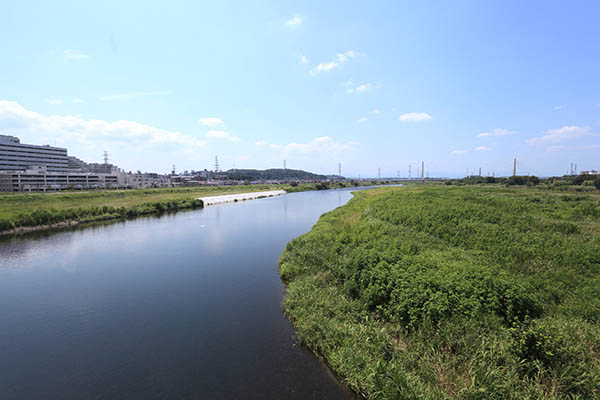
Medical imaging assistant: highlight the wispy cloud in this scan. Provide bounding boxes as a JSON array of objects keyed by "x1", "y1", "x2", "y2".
[
  {"x1": 527, "y1": 125, "x2": 591, "y2": 145},
  {"x1": 309, "y1": 50, "x2": 359, "y2": 76},
  {"x1": 46, "y1": 99, "x2": 64, "y2": 105},
  {"x1": 199, "y1": 117, "x2": 224, "y2": 127},
  {"x1": 63, "y1": 49, "x2": 90, "y2": 61},
  {"x1": 554, "y1": 105, "x2": 564, "y2": 110},
  {"x1": 477, "y1": 128, "x2": 517, "y2": 137},
  {"x1": 284, "y1": 15, "x2": 303, "y2": 29},
  {"x1": 256, "y1": 137, "x2": 357, "y2": 154},
  {"x1": 99, "y1": 90, "x2": 173, "y2": 101},
  {"x1": 357, "y1": 117, "x2": 368, "y2": 123},
  {"x1": 204, "y1": 130, "x2": 241, "y2": 142},
  {"x1": 71, "y1": 98, "x2": 84, "y2": 104},
  {"x1": 256, "y1": 140, "x2": 283, "y2": 149},
  {"x1": 398, "y1": 112, "x2": 432, "y2": 122},
  {"x1": 474, "y1": 146, "x2": 490, "y2": 151},
  {"x1": 284, "y1": 136, "x2": 357, "y2": 154},
  {"x1": 549, "y1": 145, "x2": 568, "y2": 152},
  {"x1": 346, "y1": 83, "x2": 373, "y2": 94},
  {"x1": 451, "y1": 150, "x2": 467, "y2": 155},
  {"x1": 368, "y1": 109, "x2": 381, "y2": 115},
  {"x1": 298, "y1": 54, "x2": 309, "y2": 65}
]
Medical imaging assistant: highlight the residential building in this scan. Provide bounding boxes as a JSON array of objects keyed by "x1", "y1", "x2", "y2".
[{"x1": 0, "y1": 135, "x2": 69, "y2": 172}]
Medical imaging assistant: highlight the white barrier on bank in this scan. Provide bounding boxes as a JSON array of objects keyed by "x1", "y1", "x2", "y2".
[{"x1": 198, "y1": 190, "x2": 287, "y2": 206}]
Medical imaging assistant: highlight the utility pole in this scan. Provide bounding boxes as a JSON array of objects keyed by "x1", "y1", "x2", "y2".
[{"x1": 513, "y1": 158, "x2": 517, "y2": 176}]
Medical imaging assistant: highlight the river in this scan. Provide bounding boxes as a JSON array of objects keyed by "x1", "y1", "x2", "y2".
[{"x1": 0, "y1": 188, "x2": 361, "y2": 399}]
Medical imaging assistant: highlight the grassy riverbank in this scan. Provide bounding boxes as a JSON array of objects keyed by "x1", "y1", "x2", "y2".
[
  {"x1": 0, "y1": 181, "x2": 381, "y2": 234},
  {"x1": 279, "y1": 186, "x2": 600, "y2": 399}
]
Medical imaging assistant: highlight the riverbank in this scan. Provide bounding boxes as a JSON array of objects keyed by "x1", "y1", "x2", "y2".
[
  {"x1": 279, "y1": 186, "x2": 600, "y2": 399},
  {"x1": 0, "y1": 181, "x2": 385, "y2": 235}
]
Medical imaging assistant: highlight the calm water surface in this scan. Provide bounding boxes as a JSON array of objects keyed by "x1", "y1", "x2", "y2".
[{"x1": 0, "y1": 189, "x2": 360, "y2": 400}]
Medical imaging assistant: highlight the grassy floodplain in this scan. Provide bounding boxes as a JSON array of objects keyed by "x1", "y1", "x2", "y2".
[
  {"x1": 0, "y1": 181, "x2": 375, "y2": 234},
  {"x1": 0, "y1": 184, "x2": 291, "y2": 233},
  {"x1": 279, "y1": 185, "x2": 600, "y2": 399}
]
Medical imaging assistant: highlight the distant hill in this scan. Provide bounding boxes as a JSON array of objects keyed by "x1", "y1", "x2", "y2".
[{"x1": 220, "y1": 168, "x2": 329, "y2": 181}]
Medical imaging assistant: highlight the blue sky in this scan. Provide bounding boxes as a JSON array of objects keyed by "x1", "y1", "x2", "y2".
[{"x1": 1, "y1": 1, "x2": 599, "y2": 177}]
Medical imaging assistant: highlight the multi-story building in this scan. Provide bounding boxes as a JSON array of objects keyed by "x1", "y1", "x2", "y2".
[
  {"x1": 0, "y1": 135, "x2": 69, "y2": 172},
  {"x1": 117, "y1": 171, "x2": 171, "y2": 188},
  {"x1": 0, "y1": 166, "x2": 119, "y2": 192}
]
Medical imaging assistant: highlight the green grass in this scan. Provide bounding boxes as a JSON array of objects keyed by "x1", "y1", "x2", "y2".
[
  {"x1": 0, "y1": 180, "x2": 380, "y2": 233},
  {"x1": 0, "y1": 184, "x2": 301, "y2": 232},
  {"x1": 279, "y1": 186, "x2": 600, "y2": 399}
]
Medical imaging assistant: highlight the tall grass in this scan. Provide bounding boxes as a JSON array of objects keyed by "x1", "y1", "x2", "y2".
[{"x1": 280, "y1": 186, "x2": 600, "y2": 399}]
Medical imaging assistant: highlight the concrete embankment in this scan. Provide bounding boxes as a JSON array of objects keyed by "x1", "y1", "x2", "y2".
[{"x1": 198, "y1": 190, "x2": 287, "y2": 206}]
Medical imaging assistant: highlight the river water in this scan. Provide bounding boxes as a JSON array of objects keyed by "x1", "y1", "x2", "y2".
[{"x1": 0, "y1": 188, "x2": 360, "y2": 400}]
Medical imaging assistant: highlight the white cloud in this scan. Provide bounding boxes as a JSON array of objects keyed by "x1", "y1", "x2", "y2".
[
  {"x1": 204, "y1": 130, "x2": 241, "y2": 142},
  {"x1": 451, "y1": 150, "x2": 467, "y2": 155},
  {"x1": 477, "y1": 128, "x2": 517, "y2": 137},
  {"x1": 526, "y1": 125, "x2": 591, "y2": 145},
  {"x1": 199, "y1": 117, "x2": 224, "y2": 127},
  {"x1": 398, "y1": 112, "x2": 432, "y2": 122},
  {"x1": 72, "y1": 98, "x2": 84, "y2": 104},
  {"x1": 99, "y1": 90, "x2": 173, "y2": 101},
  {"x1": 284, "y1": 15, "x2": 303, "y2": 29},
  {"x1": 47, "y1": 99, "x2": 64, "y2": 105},
  {"x1": 554, "y1": 105, "x2": 564, "y2": 110},
  {"x1": 474, "y1": 146, "x2": 490, "y2": 151},
  {"x1": 357, "y1": 117, "x2": 368, "y2": 123},
  {"x1": 63, "y1": 49, "x2": 90, "y2": 60},
  {"x1": 368, "y1": 109, "x2": 381, "y2": 115},
  {"x1": 346, "y1": 83, "x2": 373, "y2": 94},
  {"x1": 298, "y1": 54, "x2": 309, "y2": 65},
  {"x1": 309, "y1": 50, "x2": 359, "y2": 76},
  {"x1": 0, "y1": 100, "x2": 206, "y2": 152},
  {"x1": 583, "y1": 144, "x2": 600, "y2": 149}
]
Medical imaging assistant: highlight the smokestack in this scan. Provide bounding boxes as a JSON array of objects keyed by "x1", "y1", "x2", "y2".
[
  {"x1": 513, "y1": 158, "x2": 517, "y2": 176},
  {"x1": 421, "y1": 161, "x2": 425, "y2": 181},
  {"x1": 479, "y1": 167, "x2": 481, "y2": 177}
]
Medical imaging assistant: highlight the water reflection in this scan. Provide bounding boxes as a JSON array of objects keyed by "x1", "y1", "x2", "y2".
[{"x1": 0, "y1": 188, "x2": 366, "y2": 400}]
